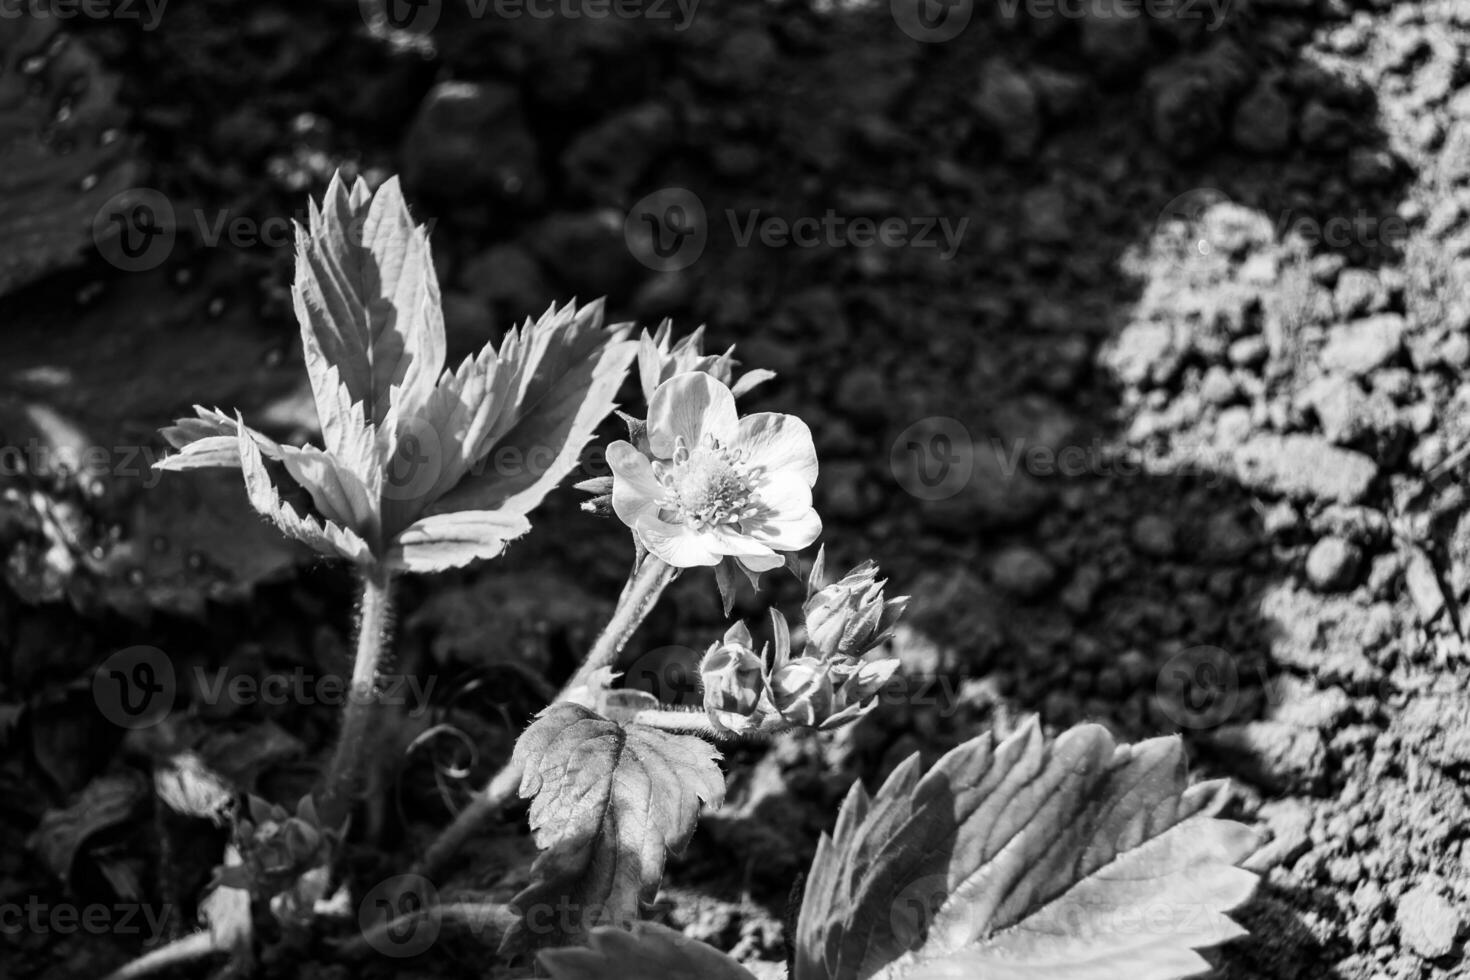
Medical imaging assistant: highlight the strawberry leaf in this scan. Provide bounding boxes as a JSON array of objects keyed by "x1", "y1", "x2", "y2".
[
  {"x1": 425, "y1": 300, "x2": 637, "y2": 523},
  {"x1": 236, "y1": 422, "x2": 371, "y2": 565},
  {"x1": 797, "y1": 719, "x2": 1261, "y2": 980},
  {"x1": 292, "y1": 173, "x2": 445, "y2": 435},
  {"x1": 540, "y1": 922, "x2": 757, "y2": 980},
  {"x1": 385, "y1": 510, "x2": 532, "y2": 572},
  {"x1": 501, "y1": 703, "x2": 725, "y2": 958}
]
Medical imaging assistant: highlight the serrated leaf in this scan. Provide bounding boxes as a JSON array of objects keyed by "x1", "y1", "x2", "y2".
[
  {"x1": 797, "y1": 719, "x2": 1261, "y2": 980},
  {"x1": 426, "y1": 300, "x2": 637, "y2": 522},
  {"x1": 540, "y1": 922, "x2": 757, "y2": 980},
  {"x1": 237, "y1": 422, "x2": 371, "y2": 565},
  {"x1": 385, "y1": 510, "x2": 532, "y2": 572},
  {"x1": 501, "y1": 703, "x2": 725, "y2": 957},
  {"x1": 292, "y1": 173, "x2": 445, "y2": 435}
]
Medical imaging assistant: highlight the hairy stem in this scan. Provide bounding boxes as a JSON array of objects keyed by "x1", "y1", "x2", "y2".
[
  {"x1": 413, "y1": 555, "x2": 676, "y2": 881},
  {"x1": 321, "y1": 564, "x2": 395, "y2": 828},
  {"x1": 337, "y1": 901, "x2": 516, "y2": 958},
  {"x1": 100, "y1": 931, "x2": 221, "y2": 980}
]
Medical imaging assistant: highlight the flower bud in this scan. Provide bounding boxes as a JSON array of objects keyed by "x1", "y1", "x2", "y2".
[
  {"x1": 769, "y1": 657, "x2": 835, "y2": 727},
  {"x1": 822, "y1": 657, "x2": 901, "y2": 731},
  {"x1": 803, "y1": 555, "x2": 909, "y2": 660},
  {"x1": 699, "y1": 626, "x2": 768, "y2": 735}
]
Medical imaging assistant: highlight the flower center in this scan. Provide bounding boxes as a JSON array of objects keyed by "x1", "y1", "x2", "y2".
[{"x1": 658, "y1": 437, "x2": 758, "y2": 530}]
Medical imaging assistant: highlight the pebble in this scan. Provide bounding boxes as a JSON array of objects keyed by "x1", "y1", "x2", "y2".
[
  {"x1": 1233, "y1": 434, "x2": 1378, "y2": 504},
  {"x1": 1305, "y1": 536, "x2": 1362, "y2": 591},
  {"x1": 1397, "y1": 884, "x2": 1461, "y2": 958},
  {"x1": 1405, "y1": 549, "x2": 1445, "y2": 624},
  {"x1": 989, "y1": 546, "x2": 1058, "y2": 600},
  {"x1": 1321, "y1": 314, "x2": 1406, "y2": 376},
  {"x1": 1131, "y1": 515, "x2": 1177, "y2": 558}
]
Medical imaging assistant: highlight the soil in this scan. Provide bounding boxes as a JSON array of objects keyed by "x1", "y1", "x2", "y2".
[{"x1": 2, "y1": 1, "x2": 1470, "y2": 978}]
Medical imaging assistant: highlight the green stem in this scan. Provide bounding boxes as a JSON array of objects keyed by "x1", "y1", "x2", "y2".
[
  {"x1": 413, "y1": 555, "x2": 677, "y2": 882},
  {"x1": 321, "y1": 563, "x2": 395, "y2": 828}
]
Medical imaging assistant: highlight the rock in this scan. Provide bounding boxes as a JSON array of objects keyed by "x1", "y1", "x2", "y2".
[
  {"x1": 1233, "y1": 435, "x2": 1378, "y2": 504},
  {"x1": 1334, "y1": 269, "x2": 1387, "y2": 317},
  {"x1": 1131, "y1": 515, "x2": 1177, "y2": 558},
  {"x1": 972, "y1": 60, "x2": 1041, "y2": 160},
  {"x1": 1101, "y1": 319, "x2": 1189, "y2": 387},
  {"x1": 1228, "y1": 335, "x2": 1269, "y2": 367},
  {"x1": 989, "y1": 546, "x2": 1057, "y2": 600},
  {"x1": 1205, "y1": 721, "x2": 1326, "y2": 792},
  {"x1": 1397, "y1": 885, "x2": 1461, "y2": 958},
  {"x1": 1149, "y1": 72, "x2": 1224, "y2": 159},
  {"x1": 1258, "y1": 584, "x2": 1385, "y2": 686},
  {"x1": 1199, "y1": 366, "x2": 1237, "y2": 405},
  {"x1": 1242, "y1": 798, "x2": 1312, "y2": 872},
  {"x1": 1305, "y1": 536, "x2": 1361, "y2": 591},
  {"x1": 1303, "y1": 375, "x2": 1371, "y2": 444},
  {"x1": 561, "y1": 101, "x2": 676, "y2": 204},
  {"x1": 1232, "y1": 78, "x2": 1293, "y2": 154},
  {"x1": 1320, "y1": 314, "x2": 1405, "y2": 375},
  {"x1": 402, "y1": 82, "x2": 541, "y2": 207},
  {"x1": 1265, "y1": 678, "x2": 1352, "y2": 729},
  {"x1": 833, "y1": 367, "x2": 890, "y2": 426},
  {"x1": 1405, "y1": 548, "x2": 1445, "y2": 624}
]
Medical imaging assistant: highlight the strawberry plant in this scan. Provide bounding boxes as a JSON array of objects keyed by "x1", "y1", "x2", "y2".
[{"x1": 108, "y1": 173, "x2": 1265, "y2": 979}]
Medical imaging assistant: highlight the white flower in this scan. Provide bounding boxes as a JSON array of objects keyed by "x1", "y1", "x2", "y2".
[{"x1": 607, "y1": 373, "x2": 821, "y2": 570}]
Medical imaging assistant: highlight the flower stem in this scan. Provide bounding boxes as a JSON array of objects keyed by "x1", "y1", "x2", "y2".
[
  {"x1": 413, "y1": 555, "x2": 677, "y2": 882},
  {"x1": 100, "y1": 930, "x2": 221, "y2": 980},
  {"x1": 321, "y1": 564, "x2": 395, "y2": 829}
]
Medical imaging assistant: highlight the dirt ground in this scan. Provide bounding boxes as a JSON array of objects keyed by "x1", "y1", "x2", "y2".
[{"x1": 2, "y1": 0, "x2": 1469, "y2": 977}]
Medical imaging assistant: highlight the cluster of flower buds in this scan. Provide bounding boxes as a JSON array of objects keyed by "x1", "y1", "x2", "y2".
[
  {"x1": 802, "y1": 550, "x2": 909, "y2": 660},
  {"x1": 697, "y1": 555, "x2": 906, "y2": 735},
  {"x1": 215, "y1": 794, "x2": 338, "y2": 900}
]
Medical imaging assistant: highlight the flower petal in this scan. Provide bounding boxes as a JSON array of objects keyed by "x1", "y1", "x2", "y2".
[
  {"x1": 752, "y1": 470, "x2": 814, "y2": 518},
  {"x1": 737, "y1": 412, "x2": 818, "y2": 486},
  {"x1": 608, "y1": 441, "x2": 664, "y2": 528},
  {"x1": 738, "y1": 552, "x2": 786, "y2": 573},
  {"x1": 744, "y1": 507, "x2": 822, "y2": 553},
  {"x1": 648, "y1": 373, "x2": 738, "y2": 458},
  {"x1": 634, "y1": 514, "x2": 723, "y2": 567},
  {"x1": 708, "y1": 527, "x2": 779, "y2": 562}
]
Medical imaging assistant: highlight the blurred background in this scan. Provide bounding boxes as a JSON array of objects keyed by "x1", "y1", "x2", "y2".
[{"x1": 0, "y1": 0, "x2": 1468, "y2": 977}]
